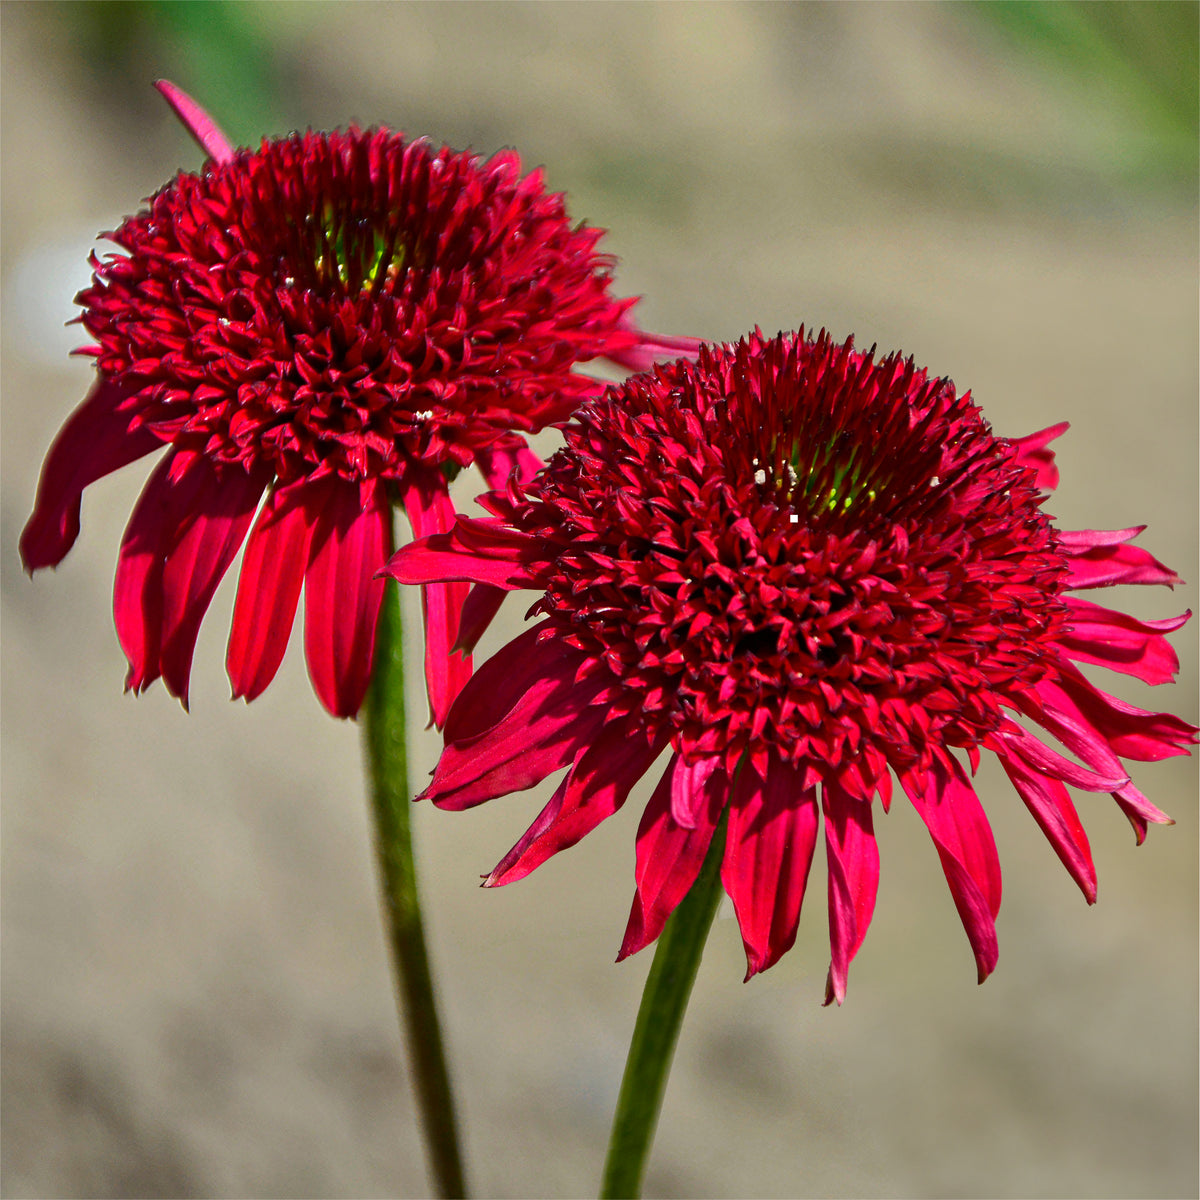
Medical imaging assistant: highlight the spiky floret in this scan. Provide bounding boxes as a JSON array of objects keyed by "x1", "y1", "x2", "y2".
[
  {"x1": 20, "y1": 83, "x2": 695, "y2": 720},
  {"x1": 387, "y1": 328, "x2": 1196, "y2": 998}
]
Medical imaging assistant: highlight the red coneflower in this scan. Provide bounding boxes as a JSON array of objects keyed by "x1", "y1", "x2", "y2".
[
  {"x1": 387, "y1": 327, "x2": 1196, "y2": 1000},
  {"x1": 20, "y1": 80, "x2": 695, "y2": 719}
]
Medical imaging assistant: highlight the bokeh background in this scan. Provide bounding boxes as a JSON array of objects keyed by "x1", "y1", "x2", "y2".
[{"x1": 2, "y1": 3, "x2": 1197, "y2": 1197}]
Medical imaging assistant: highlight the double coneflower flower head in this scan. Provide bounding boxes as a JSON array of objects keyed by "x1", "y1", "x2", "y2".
[
  {"x1": 21, "y1": 82, "x2": 695, "y2": 719},
  {"x1": 388, "y1": 328, "x2": 1196, "y2": 998}
]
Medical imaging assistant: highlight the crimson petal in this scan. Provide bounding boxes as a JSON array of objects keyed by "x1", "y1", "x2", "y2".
[
  {"x1": 999, "y1": 752, "x2": 1096, "y2": 903},
  {"x1": 485, "y1": 718, "x2": 667, "y2": 886},
  {"x1": 227, "y1": 477, "x2": 328, "y2": 704},
  {"x1": 903, "y1": 756, "x2": 1001, "y2": 984},
  {"x1": 21, "y1": 376, "x2": 161, "y2": 572},
  {"x1": 402, "y1": 471, "x2": 470, "y2": 727},
  {"x1": 113, "y1": 449, "x2": 221, "y2": 698},
  {"x1": 1060, "y1": 597, "x2": 1189, "y2": 685},
  {"x1": 721, "y1": 754, "x2": 821, "y2": 980},
  {"x1": 304, "y1": 477, "x2": 391, "y2": 719},
  {"x1": 619, "y1": 753, "x2": 727, "y2": 961},
  {"x1": 159, "y1": 460, "x2": 270, "y2": 703},
  {"x1": 822, "y1": 778, "x2": 880, "y2": 1005},
  {"x1": 1059, "y1": 527, "x2": 1179, "y2": 589},
  {"x1": 154, "y1": 80, "x2": 235, "y2": 163},
  {"x1": 1008, "y1": 421, "x2": 1068, "y2": 492}
]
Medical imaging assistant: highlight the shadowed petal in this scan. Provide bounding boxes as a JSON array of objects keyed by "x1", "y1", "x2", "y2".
[
  {"x1": 159, "y1": 460, "x2": 270, "y2": 703},
  {"x1": 822, "y1": 779, "x2": 880, "y2": 1005},
  {"x1": 1060, "y1": 598, "x2": 1189, "y2": 685},
  {"x1": 903, "y1": 756, "x2": 1001, "y2": 984},
  {"x1": 304, "y1": 477, "x2": 391, "y2": 719},
  {"x1": 485, "y1": 718, "x2": 668, "y2": 886},
  {"x1": 154, "y1": 80, "x2": 235, "y2": 163},
  {"x1": 474, "y1": 441, "x2": 543, "y2": 491},
  {"x1": 227, "y1": 477, "x2": 329, "y2": 704},
  {"x1": 995, "y1": 722, "x2": 1129, "y2": 792},
  {"x1": 452, "y1": 584, "x2": 509, "y2": 655},
  {"x1": 21, "y1": 377, "x2": 161, "y2": 572},
  {"x1": 428, "y1": 632, "x2": 610, "y2": 810},
  {"x1": 999, "y1": 752, "x2": 1096, "y2": 903},
  {"x1": 383, "y1": 518, "x2": 544, "y2": 590},
  {"x1": 619, "y1": 753, "x2": 727, "y2": 961},
  {"x1": 113, "y1": 449, "x2": 221, "y2": 698},
  {"x1": 721, "y1": 754, "x2": 821, "y2": 980},
  {"x1": 671, "y1": 755, "x2": 721, "y2": 830}
]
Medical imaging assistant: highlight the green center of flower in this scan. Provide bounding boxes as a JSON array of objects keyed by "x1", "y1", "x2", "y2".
[{"x1": 311, "y1": 205, "x2": 409, "y2": 292}]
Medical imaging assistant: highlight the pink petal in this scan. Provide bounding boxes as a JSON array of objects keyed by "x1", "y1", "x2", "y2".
[
  {"x1": 998, "y1": 753, "x2": 1096, "y2": 903},
  {"x1": 474, "y1": 441, "x2": 543, "y2": 490},
  {"x1": 21, "y1": 376, "x2": 161, "y2": 572},
  {"x1": 822, "y1": 779, "x2": 880, "y2": 1005},
  {"x1": 618, "y1": 753, "x2": 727, "y2": 961},
  {"x1": 159, "y1": 461, "x2": 270, "y2": 703},
  {"x1": 154, "y1": 80, "x2": 235, "y2": 163},
  {"x1": 304, "y1": 477, "x2": 391, "y2": 719},
  {"x1": 1059, "y1": 598, "x2": 1189, "y2": 685},
  {"x1": 485, "y1": 719, "x2": 667, "y2": 886},
  {"x1": 995, "y1": 722, "x2": 1129, "y2": 792},
  {"x1": 383, "y1": 517, "x2": 544, "y2": 591},
  {"x1": 605, "y1": 326, "x2": 704, "y2": 374},
  {"x1": 427, "y1": 631, "x2": 610, "y2": 810},
  {"x1": 113, "y1": 449, "x2": 219, "y2": 698},
  {"x1": 1008, "y1": 421, "x2": 1068, "y2": 492},
  {"x1": 671, "y1": 754, "x2": 721, "y2": 830},
  {"x1": 1059, "y1": 526, "x2": 1179, "y2": 590},
  {"x1": 1111, "y1": 781, "x2": 1174, "y2": 845},
  {"x1": 1054, "y1": 665, "x2": 1197, "y2": 764},
  {"x1": 721, "y1": 754, "x2": 820, "y2": 980},
  {"x1": 902, "y1": 756, "x2": 1001, "y2": 984},
  {"x1": 227, "y1": 478, "x2": 328, "y2": 704},
  {"x1": 402, "y1": 472, "x2": 470, "y2": 727},
  {"x1": 1021, "y1": 677, "x2": 1129, "y2": 784}
]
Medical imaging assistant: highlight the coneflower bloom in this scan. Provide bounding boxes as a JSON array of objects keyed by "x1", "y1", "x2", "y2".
[
  {"x1": 386, "y1": 328, "x2": 1196, "y2": 999},
  {"x1": 20, "y1": 81, "x2": 695, "y2": 719}
]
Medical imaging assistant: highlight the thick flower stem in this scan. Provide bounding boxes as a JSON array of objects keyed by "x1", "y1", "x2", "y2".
[
  {"x1": 600, "y1": 818, "x2": 728, "y2": 1200},
  {"x1": 363, "y1": 577, "x2": 467, "y2": 1199}
]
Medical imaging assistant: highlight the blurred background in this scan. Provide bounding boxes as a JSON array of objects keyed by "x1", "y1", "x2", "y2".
[{"x1": 2, "y1": 3, "x2": 1196, "y2": 1197}]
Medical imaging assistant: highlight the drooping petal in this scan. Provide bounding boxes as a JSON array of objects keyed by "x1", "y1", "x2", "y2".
[
  {"x1": 303, "y1": 477, "x2": 391, "y2": 719},
  {"x1": 1059, "y1": 527, "x2": 1179, "y2": 590},
  {"x1": 1059, "y1": 598, "x2": 1189, "y2": 685},
  {"x1": 113, "y1": 448, "x2": 223, "y2": 697},
  {"x1": 1053, "y1": 665, "x2": 1198, "y2": 763},
  {"x1": 402, "y1": 471, "x2": 471, "y2": 727},
  {"x1": 485, "y1": 718, "x2": 667, "y2": 886},
  {"x1": 998, "y1": 752, "x2": 1096, "y2": 903},
  {"x1": 159, "y1": 460, "x2": 270, "y2": 702},
  {"x1": 227, "y1": 477, "x2": 329, "y2": 704},
  {"x1": 154, "y1": 80, "x2": 235, "y2": 163},
  {"x1": 604, "y1": 325, "x2": 704, "y2": 374},
  {"x1": 619, "y1": 753, "x2": 728, "y2": 961},
  {"x1": 21, "y1": 376, "x2": 161, "y2": 572},
  {"x1": 822, "y1": 778, "x2": 881, "y2": 1005},
  {"x1": 1020, "y1": 677, "x2": 1129, "y2": 785},
  {"x1": 721, "y1": 754, "x2": 821, "y2": 980},
  {"x1": 1008, "y1": 421, "x2": 1068, "y2": 492},
  {"x1": 427, "y1": 629, "x2": 611, "y2": 810},
  {"x1": 994, "y1": 722, "x2": 1129, "y2": 792},
  {"x1": 902, "y1": 756, "x2": 1001, "y2": 984},
  {"x1": 1111, "y1": 781, "x2": 1174, "y2": 845}
]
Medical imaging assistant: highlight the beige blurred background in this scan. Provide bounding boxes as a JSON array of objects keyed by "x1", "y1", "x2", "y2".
[{"x1": 2, "y1": 3, "x2": 1196, "y2": 1197}]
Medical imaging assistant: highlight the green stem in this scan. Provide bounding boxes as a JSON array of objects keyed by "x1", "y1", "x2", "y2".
[
  {"x1": 363, "y1": 576, "x2": 467, "y2": 1199},
  {"x1": 600, "y1": 816, "x2": 728, "y2": 1199}
]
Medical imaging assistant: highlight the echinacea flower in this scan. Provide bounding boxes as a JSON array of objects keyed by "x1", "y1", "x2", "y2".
[
  {"x1": 20, "y1": 80, "x2": 695, "y2": 719},
  {"x1": 387, "y1": 327, "x2": 1196, "y2": 999}
]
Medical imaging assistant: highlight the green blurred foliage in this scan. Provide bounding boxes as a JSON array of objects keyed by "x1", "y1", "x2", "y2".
[{"x1": 969, "y1": 0, "x2": 1199, "y2": 187}]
